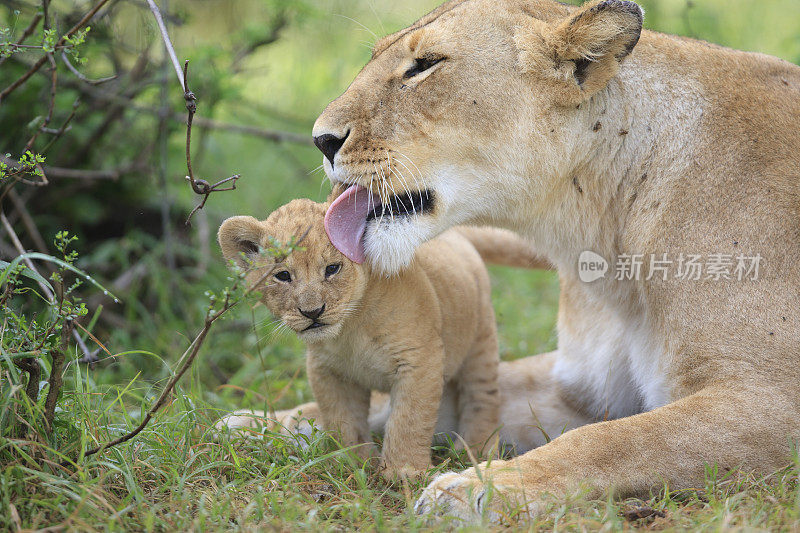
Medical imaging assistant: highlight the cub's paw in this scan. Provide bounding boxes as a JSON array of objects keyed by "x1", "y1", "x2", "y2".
[
  {"x1": 379, "y1": 455, "x2": 428, "y2": 482},
  {"x1": 380, "y1": 463, "x2": 425, "y2": 482}
]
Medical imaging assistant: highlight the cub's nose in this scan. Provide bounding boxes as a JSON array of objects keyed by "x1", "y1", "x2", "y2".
[
  {"x1": 299, "y1": 304, "x2": 326, "y2": 320},
  {"x1": 313, "y1": 131, "x2": 349, "y2": 168}
]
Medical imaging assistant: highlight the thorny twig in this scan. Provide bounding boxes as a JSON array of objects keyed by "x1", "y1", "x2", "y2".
[{"x1": 145, "y1": 0, "x2": 241, "y2": 224}]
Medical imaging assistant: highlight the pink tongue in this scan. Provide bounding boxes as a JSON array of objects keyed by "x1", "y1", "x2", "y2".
[{"x1": 324, "y1": 185, "x2": 378, "y2": 263}]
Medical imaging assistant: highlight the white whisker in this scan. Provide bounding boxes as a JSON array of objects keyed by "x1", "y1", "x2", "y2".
[
  {"x1": 389, "y1": 153, "x2": 416, "y2": 216},
  {"x1": 394, "y1": 151, "x2": 427, "y2": 191},
  {"x1": 332, "y1": 13, "x2": 378, "y2": 41}
]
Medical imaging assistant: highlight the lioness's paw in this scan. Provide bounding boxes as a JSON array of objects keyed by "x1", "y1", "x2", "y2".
[
  {"x1": 414, "y1": 471, "x2": 497, "y2": 524},
  {"x1": 414, "y1": 467, "x2": 538, "y2": 525}
]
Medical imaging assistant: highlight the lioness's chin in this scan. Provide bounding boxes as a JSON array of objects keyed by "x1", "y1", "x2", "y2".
[{"x1": 363, "y1": 214, "x2": 441, "y2": 276}]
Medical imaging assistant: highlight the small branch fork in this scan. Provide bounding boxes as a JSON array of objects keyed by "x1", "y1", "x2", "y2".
[
  {"x1": 145, "y1": 0, "x2": 240, "y2": 225},
  {"x1": 182, "y1": 61, "x2": 240, "y2": 224}
]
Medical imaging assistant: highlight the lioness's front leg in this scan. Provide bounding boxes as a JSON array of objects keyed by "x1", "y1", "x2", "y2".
[
  {"x1": 382, "y1": 348, "x2": 445, "y2": 479},
  {"x1": 416, "y1": 383, "x2": 797, "y2": 523},
  {"x1": 306, "y1": 356, "x2": 376, "y2": 461}
]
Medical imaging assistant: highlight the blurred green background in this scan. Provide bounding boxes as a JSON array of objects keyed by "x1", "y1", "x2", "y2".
[{"x1": 2, "y1": 0, "x2": 799, "y2": 413}]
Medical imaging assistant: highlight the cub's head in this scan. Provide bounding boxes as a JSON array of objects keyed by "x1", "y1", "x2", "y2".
[
  {"x1": 218, "y1": 199, "x2": 367, "y2": 343},
  {"x1": 314, "y1": 0, "x2": 643, "y2": 274}
]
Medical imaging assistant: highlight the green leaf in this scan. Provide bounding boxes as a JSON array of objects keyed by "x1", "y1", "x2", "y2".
[
  {"x1": 0, "y1": 259, "x2": 54, "y2": 293},
  {"x1": 0, "y1": 253, "x2": 120, "y2": 303}
]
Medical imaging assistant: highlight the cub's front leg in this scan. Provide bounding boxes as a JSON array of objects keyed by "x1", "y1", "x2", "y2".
[
  {"x1": 306, "y1": 355, "x2": 376, "y2": 461},
  {"x1": 382, "y1": 346, "x2": 445, "y2": 479}
]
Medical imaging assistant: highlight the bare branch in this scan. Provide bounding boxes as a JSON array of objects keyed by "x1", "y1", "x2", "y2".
[
  {"x1": 145, "y1": 0, "x2": 184, "y2": 86},
  {"x1": 0, "y1": 155, "x2": 128, "y2": 181},
  {"x1": 0, "y1": 13, "x2": 43, "y2": 68},
  {"x1": 7, "y1": 189, "x2": 48, "y2": 253},
  {"x1": 39, "y1": 99, "x2": 82, "y2": 154},
  {"x1": 53, "y1": 80, "x2": 313, "y2": 145},
  {"x1": 190, "y1": 116, "x2": 312, "y2": 145},
  {"x1": 0, "y1": 210, "x2": 54, "y2": 301},
  {"x1": 0, "y1": 0, "x2": 113, "y2": 104},
  {"x1": 44, "y1": 319, "x2": 73, "y2": 429},
  {"x1": 60, "y1": 50, "x2": 116, "y2": 85},
  {"x1": 142, "y1": 1, "x2": 244, "y2": 223},
  {"x1": 13, "y1": 357, "x2": 41, "y2": 403}
]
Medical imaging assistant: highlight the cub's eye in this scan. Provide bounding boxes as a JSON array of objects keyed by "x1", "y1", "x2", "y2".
[
  {"x1": 325, "y1": 263, "x2": 341, "y2": 278},
  {"x1": 274, "y1": 270, "x2": 291, "y2": 282},
  {"x1": 404, "y1": 55, "x2": 445, "y2": 79}
]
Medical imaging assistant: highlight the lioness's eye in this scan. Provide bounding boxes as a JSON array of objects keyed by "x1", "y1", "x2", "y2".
[
  {"x1": 325, "y1": 263, "x2": 341, "y2": 278},
  {"x1": 404, "y1": 55, "x2": 445, "y2": 79},
  {"x1": 274, "y1": 270, "x2": 291, "y2": 282}
]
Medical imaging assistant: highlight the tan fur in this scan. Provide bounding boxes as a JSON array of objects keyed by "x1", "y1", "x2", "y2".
[
  {"x1": 311, "y1": 0, "x2": 800, "y2": 522},
  {"x1": 455, "y1": 226, "x2": 551, "y2": 269},
  {"x1": 218, "y1": 200, "x2": 502, "y2": 478}
]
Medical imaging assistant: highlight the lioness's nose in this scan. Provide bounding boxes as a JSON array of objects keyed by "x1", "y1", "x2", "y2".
[
  {"x1": 313, "y1": 131, "x2": 348, "y2": 168},
  {"x1": 299, "y1": 304, "x2": 325, "y2": 320}
]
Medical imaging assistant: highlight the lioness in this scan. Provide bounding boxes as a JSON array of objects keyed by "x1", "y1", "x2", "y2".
[
  {"x1": 218, "y1": 199, "x2": 504, "y2": 478},
  {"x1": 311, "y1": 0, "x2": 800, "y2": 522}
]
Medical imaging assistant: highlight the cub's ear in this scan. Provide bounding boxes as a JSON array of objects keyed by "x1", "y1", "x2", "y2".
[
  {"x1": 519, "y1": 0, "x2": 643, "y2": 105},
  {"x1": 218, "y1": 216, "x2": 264, "y2": 269}
]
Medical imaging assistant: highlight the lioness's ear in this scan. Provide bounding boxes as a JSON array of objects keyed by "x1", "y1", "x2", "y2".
[
  {"x1": 218, "y1": 216, "x2": 264, "y2": 269},
  {"x1": 522, "y1": 0, "x2": 643, "y2": 105}
]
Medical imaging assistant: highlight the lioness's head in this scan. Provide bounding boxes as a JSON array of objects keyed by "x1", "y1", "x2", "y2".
[
  {"x1": 218, "y1": 199, "x2": 367, "y2": 343},
  {"x1": 314, "y1": 0, "x2": 643, "y2": 273}
]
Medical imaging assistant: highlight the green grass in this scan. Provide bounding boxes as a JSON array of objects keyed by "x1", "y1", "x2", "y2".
[
  {"x1": 4, "y1": 0, "x2": 800, "y2": 530},
  {"x1": 4, "y1": 387, "x2": 799, "y2": 531},
  {"x1": 3, "y1": 264, "x2": 800, "y2": 531}
]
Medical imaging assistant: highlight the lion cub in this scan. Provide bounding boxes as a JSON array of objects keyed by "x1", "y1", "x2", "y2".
[{"x1": 218, "y1": 199, "x2": 500, "y2": 477}]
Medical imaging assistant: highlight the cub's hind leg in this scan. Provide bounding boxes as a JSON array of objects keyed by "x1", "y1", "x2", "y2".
[{"x1": 455, "y1": 320, "x2": 501, "y2": 457}]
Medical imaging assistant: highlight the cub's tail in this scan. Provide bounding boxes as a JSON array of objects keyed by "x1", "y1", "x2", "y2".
[{"x1": 455, "y1": 226, "x2": 551, "y2": 270}]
